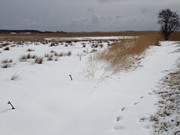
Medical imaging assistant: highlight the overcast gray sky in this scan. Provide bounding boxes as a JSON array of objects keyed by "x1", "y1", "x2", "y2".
[{"x1": 0, "y1": 0, "x2": 180, "y2": 32}]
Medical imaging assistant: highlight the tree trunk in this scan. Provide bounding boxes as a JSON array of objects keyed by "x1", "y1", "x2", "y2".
[{"x1": 163, "y1": 32, "x2": 170, "y2": 41}]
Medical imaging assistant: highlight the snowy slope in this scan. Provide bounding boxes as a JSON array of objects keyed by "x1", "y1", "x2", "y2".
[{"x1": 0, "y1": 40, "x2": 179, "y2": 135}]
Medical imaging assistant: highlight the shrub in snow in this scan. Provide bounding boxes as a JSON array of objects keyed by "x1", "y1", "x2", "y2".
[
  {"x1": 34, "y1": 42, "x2": 41, "y2": 46},
  {"x1": 42, "y1": 41, "x2": 48, "y2": 45},
  {"x1": 3, "y1": 47, "x2": 10, "y2": 51},
  {"x1": 83, "y1": 50, "x2": 86, "y2": 53},
  {"x1": 47, "y1": 56, "x2": 53, "y2": 61},
  {"x1": 66, "y1": 41, "x2": 72, "y2": 44},
  {"x1": 1, "y1": 63, "x2": 12, "y2": 68},
  {"x1": 99, "y1": 44, "x2": 103, "y2": 48},
  {"x1": 34, "y1": 57, "x2": 43, "y2": 64},
  {"x1": 49, "y1": 50, "x2": 64, "y2": 57},
  {"x1": 107, "y1": 43, "x2": 112, "y2": 46},
  {"x1": 66, "y1": 51, "x2": 72, "y2": 56},
  {"x1": 19, "y1": 55, "x2": 28, "y2": 62},
  {"x1": 10, "y1": 45, "x2": 16, "y2": 48},
  {"x1": 1, "y1": 59, "x2": 13, "y2": 68},
  {"x1": 26, "y1": 53, "x2": 37, "y2": 59},
  {"x1": 54, "y1": 52, "x2": 59, "y2": 57},
  {"x1": 98, "y1": 40, "x2": 102, "y2": 44},
  {"x1": 59, "y1": 53, "x2": 63, "y2": 57},
  {"x1": 90, "y1": 49, "x2": 97, "y2": 53},
  {"x1": 91, "y1": 44, "x2": 98, "y2": 48},
  {"x1": 27, "y1": 53, "x2": 32, "y2": 59},
  {"x1": 16, "y1": 41, "x2": 23, "y2": 45},
  {"x1": 19, "y1": 54, "x2": 37, "y2": 62},
  {"x1": 50, "y1": 42, "x2": 58, "y2": 47},
  {"x1": 1, "y1": 43, "x2": 10, "y2": 47},
  {"x1": 1, "y1": 59, "x2": 13, "y2": 64},
  {"x1": 31, "y1": 55, "x2": 37, "y2": 59},
  {"x1": 50, "y1": 50, "x2": 55, "y2": 53},
  {"x1": 44, "y1": 54, "x2": 49, "y2": 58},
  {"x1": 27, "y1": 48, "x2": 35, "y2": 52}
]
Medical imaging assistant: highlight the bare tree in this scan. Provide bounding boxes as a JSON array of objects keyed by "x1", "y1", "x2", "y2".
[{"x1": 158, "y1": 9, "x2": 180, "y2": 40}]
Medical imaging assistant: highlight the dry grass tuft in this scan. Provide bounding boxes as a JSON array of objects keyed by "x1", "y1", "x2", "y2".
[
  {"x1": 98, "y1": 33, "x2": 162, "y2": 71},
  {"x1": 1, "y1": 59, "x2": 13, "y2": 64},
  {"x1": 19, "y1": 54, "x2": 37, "y2": 62},
  {"x1": 27, "y1": 48, "x2": 35, "y2": 52},
  {"x1": 1, "y1": 63, "x2": 11, "y2": 68},
  {"x1": 1, "y1": 59, "x2": 13, "y2": 68},
  {"x1": 34, "y1": 57, "x2": 43, "y2": 64},
  {"x1": 3, "y1": 46, "x2": 10, "y2": 51}
]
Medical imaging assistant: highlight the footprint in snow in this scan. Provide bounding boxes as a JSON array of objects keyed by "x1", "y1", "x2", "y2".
[
  {"x1": 0, "y1": 107, "x2": 12, "y2": 113},
  {"x1": 148, "y1": 92, "x2": 153, "y2": 95},
  {"x1": 113, "y1": 125, "x2": 125, "y2": 130},
  {"x1": 162, "y1": 70, "x2": 169, "y2": 73},
  {"x1": 121, "y1": 107, "x2": 126, "y2": 111},
  {"x1": 133, "y1": 96, "x2": 144, "y2": 106},
  {"x1": 116, "y1": 116, "x2": 122, "y2": 122},
  {"x1": 139, "y1": 117, "x2": 148, "y2": 122},
  {"x1": 134, "y1": 102, "x2": 140, "y2": 105}
]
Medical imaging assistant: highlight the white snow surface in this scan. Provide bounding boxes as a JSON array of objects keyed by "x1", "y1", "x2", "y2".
[{"x1": 0, "y1": 40, "x2": 179, "y2": 135}]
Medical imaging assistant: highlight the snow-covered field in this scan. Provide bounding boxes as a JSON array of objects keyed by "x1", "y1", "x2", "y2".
[{"x1": 0, "y1": 39, "x2": 179, "y2": 135}]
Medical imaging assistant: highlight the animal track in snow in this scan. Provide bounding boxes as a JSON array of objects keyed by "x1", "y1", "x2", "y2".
[
  {"x1": 113, "y1": 125, "x2": 125, "y2": 130},
  {"x1": 116, "y1": 116, "x2": 122, "y2": 122},
  {"x1": 133, "y1": 102, "x2": 140, "y2": 105},
  {"x1": 121, "y1": 107, "x2": 126, "y2": 111}
]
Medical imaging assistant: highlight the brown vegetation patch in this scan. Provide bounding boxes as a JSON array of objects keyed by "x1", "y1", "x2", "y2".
[
  {"x1": 98, "y1": 33, "x2": 162, "y2": 71},
  {"x1": 170, "y1": 32, "x2": 180, "y2": 41}
]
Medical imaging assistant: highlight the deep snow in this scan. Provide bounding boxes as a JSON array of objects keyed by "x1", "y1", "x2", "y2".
[{"x1": 0, "y1": 40, "x2": 179, "y2": 135}]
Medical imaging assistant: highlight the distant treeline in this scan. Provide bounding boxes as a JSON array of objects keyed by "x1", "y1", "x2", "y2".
[
  {"x1": 0, "y1": 30, "x2": 68, "y2": 33},
  {"x1": 0, "y1": 30, "x2": 43, "y2": 33}
]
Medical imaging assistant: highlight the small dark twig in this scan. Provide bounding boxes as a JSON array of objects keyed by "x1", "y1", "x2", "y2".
[
  {"x1": 69, "y1": 74, "x2": 73, "y2": 80},
  {"x1": 8, "y1": 101, "x2": 15, "y2": 110},
  {"x1": 121, "y1": 107, "x2": 125, "y2": 111}
]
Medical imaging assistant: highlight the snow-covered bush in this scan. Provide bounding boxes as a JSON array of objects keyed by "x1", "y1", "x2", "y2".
[
  {"x1": 19, "y1": 54, "x2": 37, "y2": 62},
  {"x1": 1, "y1": 63, "x2": 11, "y2": 68},
  {"x1": 27, "y1": 48, "x2": 35, "y2": 52},
  {"x1": 3, "y1": 47, "x2": 10, "y2": 51},
  {"x1": 34, "y1": 57, "x2": 43, "y2": 64}
]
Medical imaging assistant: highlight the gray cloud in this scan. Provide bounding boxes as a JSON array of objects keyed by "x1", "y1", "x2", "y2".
[{"x1": 0, "y1": 0, "x2": 180, "y2": 31}]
